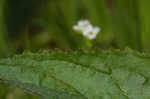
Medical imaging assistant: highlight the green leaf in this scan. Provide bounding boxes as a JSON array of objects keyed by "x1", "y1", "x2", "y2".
[{"x1": 0, "y1": 49, "x2": 150, "y2": 99}]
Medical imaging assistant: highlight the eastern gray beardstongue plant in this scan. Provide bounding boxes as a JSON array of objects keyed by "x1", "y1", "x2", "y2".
[{"x1": 73, "y1": 20, "x2": 101, "y2": 40}]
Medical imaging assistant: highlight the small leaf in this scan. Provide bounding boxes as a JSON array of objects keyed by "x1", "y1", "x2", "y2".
[{"x1": 0, "y1": 49, "x2": 150, "y2": 98}]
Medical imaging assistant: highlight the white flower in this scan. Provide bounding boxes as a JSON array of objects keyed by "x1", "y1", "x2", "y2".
[
  {"x1": 82, "y1": 24, "x2": 93, "y2": 35},
  {"x1": 73, "y1": 20, "x2": 90, "y2": 32},
  {"x1": 73, "y1": 20, "x2": 101, "y2": 40},
  {"x1": 83, "y1": 26, "x2": 100, "y2": 40}
]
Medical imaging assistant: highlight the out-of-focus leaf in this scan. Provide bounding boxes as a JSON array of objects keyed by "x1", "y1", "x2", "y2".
[
  {"x1": 5, "y1": 88, "x2": 38, "y2": 99},
  {"x1": 0, "y1": 0, "x2": 8, "y2": 57},
  {"x1": 138, "y1": 0, "x2": 150, "y2": 52},
  {"x1": 0, "y1": 83, "x2": 9, "y2": 99},
  {"x1": 34, "y1": 0, "x2": 87, "y2": 49},
  {"x1": 112, "y1": 0, "x2": 142, "y2": 50},
  {"x1": 54, "y1": 0, "x2": 85, "y2": 49}
]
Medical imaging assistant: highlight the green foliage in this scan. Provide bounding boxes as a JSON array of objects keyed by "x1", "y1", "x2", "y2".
[
  {"x1": 0, "y1": 0, "x2": 8, "y2": 57},
  {"x1": 0, "y1": 85, "x2": 38, "y2": 99},
  {"x1": 138, "y1": 0, "x2": 150, "y2": 52},
  {"x1": 1, "y1": 0, "x2": 150, "y2": 98},
  {"x1": 83, "y1": 0, "x2": 113, "y2": 46},
  {"x1": 111, "y1": 0, "x2": 142, "y2": 50},
  {"x1": 2, "y1": 0, "x2": 150, "y2": 52},
  {"x1": 0, "y1": 49, "x2": 150, "y2": 98}
]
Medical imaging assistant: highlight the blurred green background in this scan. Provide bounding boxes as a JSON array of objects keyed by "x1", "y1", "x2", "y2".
[{"x1": 0, "y1": 0, "x2": 150, "y2": 98}]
